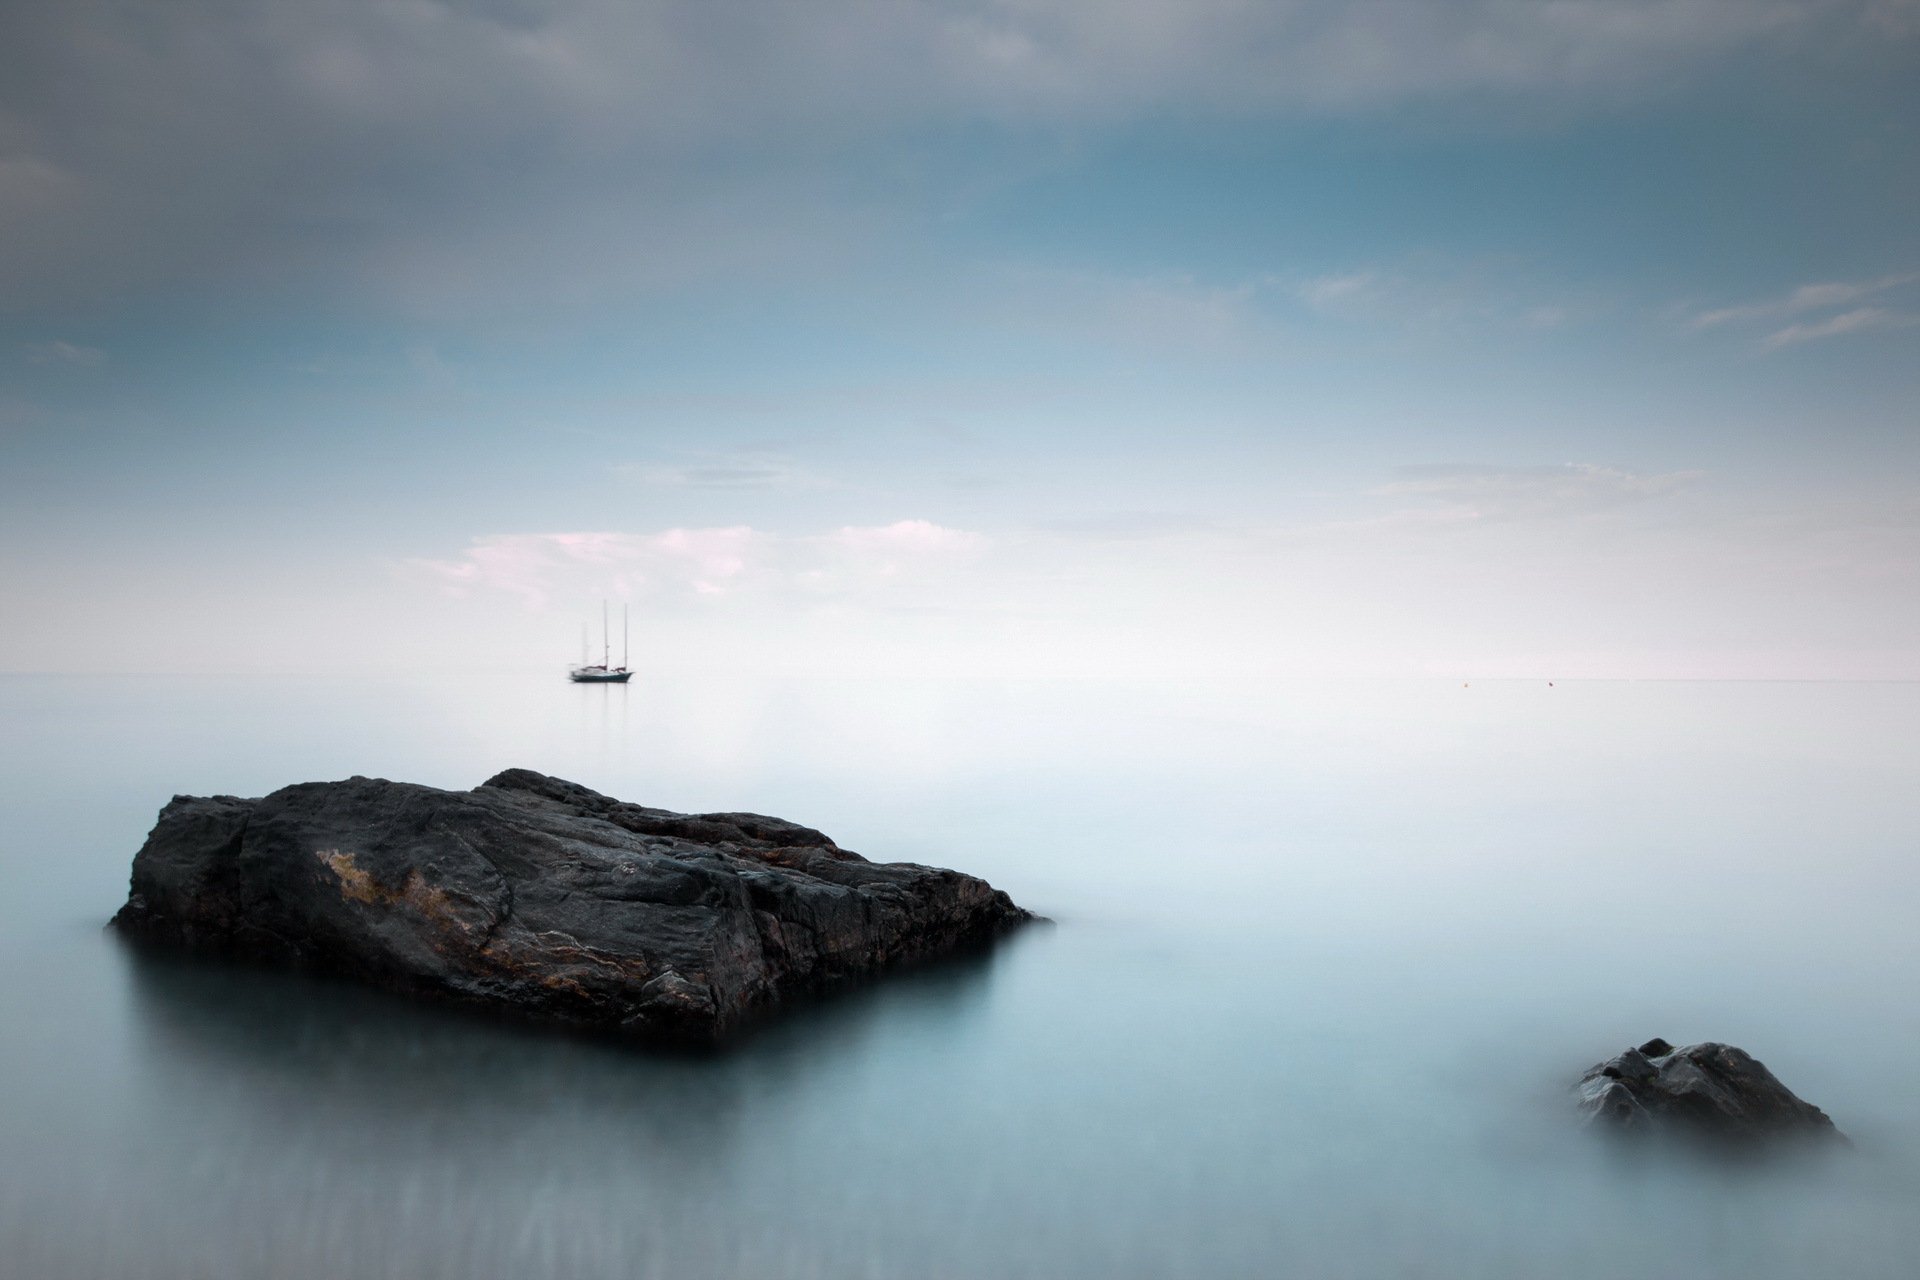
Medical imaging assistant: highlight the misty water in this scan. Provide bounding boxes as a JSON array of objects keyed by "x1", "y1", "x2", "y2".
[{"x1": 3, "y1": 674, "x2": 1918, "y2": 1278}]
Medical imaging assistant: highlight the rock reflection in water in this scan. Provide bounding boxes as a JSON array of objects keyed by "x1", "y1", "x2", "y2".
[{"x1": 98, "y1": 940, "x2": 1011, "y2": 1280}]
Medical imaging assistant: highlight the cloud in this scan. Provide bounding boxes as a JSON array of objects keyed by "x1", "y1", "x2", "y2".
[
  {"x1": 980, "y1": 255, "x2": 1585, "y2": 357},
  {"x1": 1366, "y1": 462, "x2": 1702, "y2": 524},
  {"x1": 1295, "y1": 272, "x2": 1378, "y2": 309},
  {"x1": 622, "y1": 452, "x2": 822, "y2": 490},
  {"x1": 822, "y1": 517, "x2": 982, "y2": 566},
  {"x1": 407, "y1": 520, "x2": 984, "y2": 606},
  {"x1": 20, "y1": 340, "x2": 104, "y2": 366},
  {"x1": 1689, "y1": 272, "x2": 1919, "y2": 326},
  {"x1": 826, "y1": 519, "x2": 982, "y2": 556},
  {"x1": 1283, "y1": 259, "x2": 1595, "y2": 332},
  {"x1": 1761, "y1": 306, "x2": 1918, "y2": 348},
  {"x1": 925, "y1": 0, "x2": 1865, "y2": 113},
  {"x1": 1684, "y1": 271, "x2": 1920, "y2": 346},
  {"x1": 1865, "y1": 0, "x2": 1920, "y2": 34},
  {"x1": 3, "y1": 0, "x2": 1908, "y2": 309},
  {"x1": 407, "y1": 527, "x2": 759, "y2": 606}
]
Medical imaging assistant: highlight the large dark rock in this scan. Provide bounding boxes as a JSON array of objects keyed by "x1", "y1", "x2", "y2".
[
  {"x1": 111, "y1": 769, "x2": 1035, "y2": 1046},
  {"x1": 1577, "y1": 1039, "x2": 1843, "y2": 1144}
]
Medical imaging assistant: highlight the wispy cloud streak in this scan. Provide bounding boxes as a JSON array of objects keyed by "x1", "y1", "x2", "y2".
[
  {"x1": 1762, "y1": 306, "x2": 1917, "y2": 349},
  {"x1": 1363, "y1": 463, "x2": 1702, "y2": 525},
  {"x1": 622, "y1": 452, "x2": 824, "y2": 490},
  {"x1": 20, "y1": 341, "x2": 104, "y2": 366},
  {"x1": 1686, "y1": 271, "x2": 1920, "y2": 348}
]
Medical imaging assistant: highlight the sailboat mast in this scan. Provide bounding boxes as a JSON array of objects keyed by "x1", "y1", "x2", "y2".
[
  {"x1": 622, "y1": 605, "x2": 629, "y2": 671},
  {"x1": 602, "y1": 600, "x2": 610, "y2": 670}
]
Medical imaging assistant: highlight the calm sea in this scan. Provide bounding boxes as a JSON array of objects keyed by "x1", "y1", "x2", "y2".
[{"x1": 2, "y1": 674, "x2": 1918, "y2": 1278}]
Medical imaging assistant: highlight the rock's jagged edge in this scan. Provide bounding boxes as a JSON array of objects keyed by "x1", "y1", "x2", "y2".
[
  {"x1": 1577, "y1": 1038, "x2": 1845, "y2": 1146},
  {"x1": 111, "y1": 768, "x2": 1037, "y2": 1047}
]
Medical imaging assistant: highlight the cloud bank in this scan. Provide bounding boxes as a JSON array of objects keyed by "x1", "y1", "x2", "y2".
[{"x1": 4, "y1": 0, "x2": 1911, "y2": 308}]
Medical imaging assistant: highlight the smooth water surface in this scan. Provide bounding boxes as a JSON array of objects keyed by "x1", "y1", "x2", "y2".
[{"x1": 2, "y1": 675, "x2": 1918, "y2": 1278}]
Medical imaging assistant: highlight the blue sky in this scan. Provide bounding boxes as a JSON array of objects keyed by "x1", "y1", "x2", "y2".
[{"x1": 3, "y1": 0, "x2": 1917, "y2": 677}]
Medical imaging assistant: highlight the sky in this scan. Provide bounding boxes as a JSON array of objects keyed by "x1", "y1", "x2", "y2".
[{"x1": 2, "y1": 0, "x2": 1918, "y2": 678}]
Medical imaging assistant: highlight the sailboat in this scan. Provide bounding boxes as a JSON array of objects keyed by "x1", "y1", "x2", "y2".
[{"x1": 569, "y1": 602, "x2": 633, "y2": 683}]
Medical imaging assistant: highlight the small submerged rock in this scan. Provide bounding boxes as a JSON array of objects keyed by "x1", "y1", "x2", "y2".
[
  {"x1": 112, "y1": 769, "x2": 1036, "y2": 1046},
  {"x1": 1577, "y1": 1038, "x2": 1843, "y2": 1145}
]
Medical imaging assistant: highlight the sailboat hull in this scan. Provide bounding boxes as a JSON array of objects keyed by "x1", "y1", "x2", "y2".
[{"x1": 570, "y1": 601, "x2": 633, "y2": 682}]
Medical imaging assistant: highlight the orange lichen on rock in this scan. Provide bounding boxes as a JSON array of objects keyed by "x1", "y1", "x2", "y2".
[
  {"x1": 316, "y1": 849, "x2": 380, "y2": 904},
  {"x1": 398, "y1": 869, "x2": 459, "y2": 927},
  {"x1": 316, "y1": 851, "x2": 469, "y2": 935}
]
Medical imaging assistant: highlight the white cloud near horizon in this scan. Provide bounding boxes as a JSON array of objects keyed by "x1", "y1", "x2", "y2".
[
  {"x1": 12, "y1": 458, "x2": 1917, "y2": 679},
  {"x1": 407, "y1": 520, "x2": 986, "y2": 608}
]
